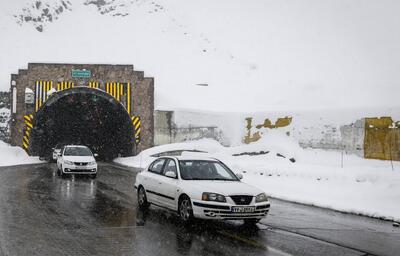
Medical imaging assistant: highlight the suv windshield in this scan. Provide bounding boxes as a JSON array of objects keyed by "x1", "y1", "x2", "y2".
[
  {"x1": 179, "y1": 160, "x2": 238, "y2": 181},
  {"x1": 64, "y1": 147, "x2": 92, "y2": 156}
]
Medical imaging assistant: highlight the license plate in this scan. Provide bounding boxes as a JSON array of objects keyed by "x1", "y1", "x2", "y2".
[{"x1": 231, "y1": 206, "x2": 255, "y2": 213}]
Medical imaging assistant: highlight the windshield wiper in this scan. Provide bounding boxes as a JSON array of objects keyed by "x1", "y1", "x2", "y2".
[{"x1": 210, "y1": 178, "x2": 235, "y2": 181}]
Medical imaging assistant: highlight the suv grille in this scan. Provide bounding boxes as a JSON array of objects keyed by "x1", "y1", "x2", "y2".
[{"x1": 230, "y1": 195, "x2": 253, "y2": 205}]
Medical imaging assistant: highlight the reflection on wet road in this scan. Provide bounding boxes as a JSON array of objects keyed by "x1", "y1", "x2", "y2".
[
  {"x1": 0, "y1": 163, "x2": 280, "y2": 256},
  {"x1": 0, "y1": 163, "x2": 398, "y2": 256}
]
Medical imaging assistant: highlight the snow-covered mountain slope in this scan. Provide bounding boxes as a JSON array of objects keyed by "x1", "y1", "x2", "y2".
[{"x1": 1, "y1": 0, "x2": 400, "y2": 112}]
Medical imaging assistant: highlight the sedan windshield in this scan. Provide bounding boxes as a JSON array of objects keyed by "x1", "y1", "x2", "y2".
[
  {"x1": 179, "y1": 160, "x2": 239, "y2": 181},
  {"x1": 64, "y1": 147, "x2": 92, "y2": 156}
]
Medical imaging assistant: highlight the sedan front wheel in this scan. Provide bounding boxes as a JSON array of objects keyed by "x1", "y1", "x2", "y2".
[{"x1": 178, "y1": 196, "x2": 194, "y2": 224}]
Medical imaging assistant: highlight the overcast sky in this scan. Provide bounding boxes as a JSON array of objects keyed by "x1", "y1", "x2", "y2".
[{"x1": 0, "y1": 0, "x2": 399, "y2": 112}]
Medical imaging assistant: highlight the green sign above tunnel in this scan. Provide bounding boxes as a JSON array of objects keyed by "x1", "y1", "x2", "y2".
[{"x1": 71, "y1": 69, "x2": 91, "y2": 78}]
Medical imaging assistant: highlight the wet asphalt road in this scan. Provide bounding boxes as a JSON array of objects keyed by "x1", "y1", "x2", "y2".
[{"x1": 0, "y1": 163, "x2": 399, "y2": 256}]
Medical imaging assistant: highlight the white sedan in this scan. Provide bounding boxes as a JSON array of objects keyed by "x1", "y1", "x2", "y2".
[
  {"x1": 134, "y1": 156, "x2": 270, "y2": 224},
  {"x1": 57, "y1": 145, "x2": 98, "y2": 178}
]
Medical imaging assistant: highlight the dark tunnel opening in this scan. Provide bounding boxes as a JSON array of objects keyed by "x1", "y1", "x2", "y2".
[{"x1": 30, "y1": 87, "x2": 135, "y2": 160}]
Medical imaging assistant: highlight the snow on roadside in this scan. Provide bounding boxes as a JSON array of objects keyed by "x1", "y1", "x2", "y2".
[
  {"x1": 0, "y1": 141, "x2": 42, "y2": 167},
  {"x1": 114, "y1": 136, "x2": 400, "y2": 221}
]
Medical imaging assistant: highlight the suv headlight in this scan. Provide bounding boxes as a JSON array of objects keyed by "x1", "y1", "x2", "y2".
[
  {"x1": 255, "y1": 193, "x2": 268, "y2": 203},
  {"x1": 64, "y1": 160, "x2": 74, "y2": 165},
  {"x1": 202, "y1": 192, "x2": 226, "y2": 203},
  {"x1": 88, "y1": 161, "x2": 96, "y2": 165}
]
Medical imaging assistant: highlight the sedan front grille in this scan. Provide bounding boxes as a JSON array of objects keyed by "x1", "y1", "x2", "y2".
[
  {"x1": 74, "y1": 162, "x2": 88, "y2": 166},
  {"x1": 230, "y1": 195, "x2": 253, "y2": 205}
]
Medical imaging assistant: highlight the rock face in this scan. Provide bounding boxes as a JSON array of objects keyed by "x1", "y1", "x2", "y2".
[
  {"x1": 14, "y1": 0, "x2": 164, "y2": 32},
  {"x1": 14, "y1": 0, "x2": 73, "y2": 32},
  {"x1": 84, "y1": 0, "x2": 130, "y2": 16}
]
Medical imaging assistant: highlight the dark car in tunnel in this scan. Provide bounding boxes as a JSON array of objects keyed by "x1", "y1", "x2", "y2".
[{"x1": 52, "y1": 143, "x2": 66, "y2": 162}]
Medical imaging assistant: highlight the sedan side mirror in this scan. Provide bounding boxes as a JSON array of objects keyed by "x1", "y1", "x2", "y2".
[
  {"x1": 94, "y1": 153, "x2": 98, "y2": 157},
  {"x1": 236, "y1": 173, "x2": 243, "y2": 180},
  {"x1": 165, "y1": 171, "x2": 177, "y2": 179}
]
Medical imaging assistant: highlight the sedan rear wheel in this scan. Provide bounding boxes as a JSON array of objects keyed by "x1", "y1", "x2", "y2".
[
  {"x1": 179, "y1": 196, "x2": 194, "y2": 223},
  {"x1": 138, "y1": 186, "x2": 149, "y2": 209}
]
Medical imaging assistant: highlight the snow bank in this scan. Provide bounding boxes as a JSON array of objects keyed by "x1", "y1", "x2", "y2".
[
  {"x1": 115, "y1": 137, "x2": 400, "y2": 221},
  {"x1": 0, "y1": 141, "x2": 42, "y2": 167}
]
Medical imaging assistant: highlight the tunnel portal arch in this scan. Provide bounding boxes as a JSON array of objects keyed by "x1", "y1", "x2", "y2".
[
  {"x1": 30, "y1": 87, "x2": 135, "y2": 159},
  {"x1": 10, "y1": 63, "x2": 155, "y2": 156}
]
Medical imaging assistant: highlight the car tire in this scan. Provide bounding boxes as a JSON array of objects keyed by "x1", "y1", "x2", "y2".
[
  {"x1": 138, "y1": 186, "x2": 149, "y2": 209},
  {"x1": 178, "y1": 195, "x2": 194, "y2": 224},
  {"x1": 60, "y1": 167, "x2": 67, "y2": 178},
  {"x1": 243, "y1": 218, "x2": 261, "y2": 226},
  {"x1": 90, "y1": 174, "x2": 97, "y2": 179}
]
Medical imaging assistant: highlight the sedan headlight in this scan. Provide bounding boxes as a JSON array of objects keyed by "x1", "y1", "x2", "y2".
[
  {"x1": 88, "y1": 161, "x2": 96, "y2": 165},
  {"x1": 64, "y1": 160, "x2": 74, "y2": 165},
  {"x1": 202, "y1": 192, "x2": 226, "y2": 203},
  {"x1": 255, "y1": 193, "x2": 268, "y2": 203}
]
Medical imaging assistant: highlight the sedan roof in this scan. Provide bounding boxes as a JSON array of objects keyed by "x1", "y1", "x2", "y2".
[
  {"x1": 64, "y1": 145, "x2": 89, "y2": 148},
  {"x1": 172, "y1": 155, "x2": 219, "y2": 162}
]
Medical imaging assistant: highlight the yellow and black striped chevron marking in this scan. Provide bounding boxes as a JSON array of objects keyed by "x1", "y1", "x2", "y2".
[
  {"x1": 56, "y1": 81, "x2": 74, "y2": 91},
  {"x1": 106, "y1": 82, "x2": 131, "y2": 115},
  {"x1": 88, "y1": 81, "x2": 100, "y2": 88},
  {"x1": 35, "y1": 80, "x2": 75, "y2": 112},
  {"x1": 35, "y1": 81, "x2": 53, "y2": 112},
  {"x1": 131, "y1": 115, "x2": 141, "y2": 144},
  {"x1": 22, "y1": 114, "x2": 34, "y2": 152}
]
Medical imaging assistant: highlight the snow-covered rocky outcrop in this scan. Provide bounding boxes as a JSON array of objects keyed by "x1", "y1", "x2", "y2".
[
  {"x1": 14, "y1": 0, "x2": 164, "y2": 32},
  {"x1": 15, "y1": 0, "x2": 72, "y2": 32}
]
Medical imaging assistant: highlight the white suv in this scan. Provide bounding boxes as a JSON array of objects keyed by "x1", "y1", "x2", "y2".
[{"x1": 57, "y1": 145, "x2": 98, "y2": 178}]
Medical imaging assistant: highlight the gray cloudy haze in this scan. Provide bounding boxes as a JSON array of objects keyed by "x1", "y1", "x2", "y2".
[{"x1": 0, "y1": 0, "x2": 399, "y2": 112}]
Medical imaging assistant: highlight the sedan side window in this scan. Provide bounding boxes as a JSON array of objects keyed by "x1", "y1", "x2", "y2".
[
  {"x1": 149, "y1": 159, "x2": 166, "y2": 174},
  {"x1": 163, "y1": 159, "x2": 177, "y2": 177}
]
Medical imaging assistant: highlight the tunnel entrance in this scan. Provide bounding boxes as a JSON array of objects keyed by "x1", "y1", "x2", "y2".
[{"x1": 30, "y1": 87, "x2": 135, "y2": 160}]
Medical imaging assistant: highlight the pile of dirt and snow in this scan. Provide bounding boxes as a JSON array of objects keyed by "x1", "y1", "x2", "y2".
[
  {"x1": 0, "y1": 141, "x2": 42, "y2": 167},
  {"x1": 115, "y1": 137, "x2": 400, "y2": 222}
]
